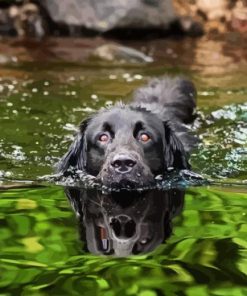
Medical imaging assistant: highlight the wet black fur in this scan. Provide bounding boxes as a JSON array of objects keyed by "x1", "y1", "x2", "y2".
[{"x1": 57, "y1": 76, "x2": 197, "y2": 188}]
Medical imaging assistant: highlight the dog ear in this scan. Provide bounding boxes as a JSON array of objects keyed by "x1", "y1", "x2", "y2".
[
  {"x1": 163, "y1": 121, "x2": 190, "y2": 171},
  {"x1": 57, "y1": 119, "x2": 89, "y2": 173}
]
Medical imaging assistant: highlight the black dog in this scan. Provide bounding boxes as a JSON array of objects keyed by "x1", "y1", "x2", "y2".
[
  {"x1": 66, "y1": 188, "x2": 184, "y2": 256},
  {"x1": 58, "y1": 77, "x2": 197, "y2": 188}
]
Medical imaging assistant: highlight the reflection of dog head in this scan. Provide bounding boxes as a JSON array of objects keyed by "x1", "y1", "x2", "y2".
[
  {"x1": 66, "y1": 188, "x2": 184, "y2": 256},
  {"x1": 58, "y1": 78, "x2": 197, "y2": 189}
]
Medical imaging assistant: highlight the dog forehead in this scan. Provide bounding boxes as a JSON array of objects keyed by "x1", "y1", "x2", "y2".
[
  {"x1": 85, "y1": 107, "x2": 165, "y2": 140},
  {"x1": 88, "y1": 108, "x2": 147, "y2": 129}
]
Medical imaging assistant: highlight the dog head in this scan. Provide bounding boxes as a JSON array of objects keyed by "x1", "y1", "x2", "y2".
[{"x1": 58, "y1": 104, "x2": 191, "y2": 188}]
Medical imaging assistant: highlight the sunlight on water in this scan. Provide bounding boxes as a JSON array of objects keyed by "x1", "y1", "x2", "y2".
[
  {"x1": 1, "y1": 79, "x2": 246, "y2": 184},
  {"x1": 40, "y1": 169, "x2": 208, "y2": 193},
  {"x1": 0, "y1": 185, "x2": 246, "y2": 295},
  {"x1": 191, "y1": 102, "x2": 247, "y2": 184}
]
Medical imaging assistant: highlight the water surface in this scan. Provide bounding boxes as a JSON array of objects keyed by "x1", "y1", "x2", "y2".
[{"x1": 0, "y1": 35, "x2": 246, "y2": 295}]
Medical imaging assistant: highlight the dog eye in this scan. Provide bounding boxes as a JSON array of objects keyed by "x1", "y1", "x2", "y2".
[
  {"x1": 139, "y1": 133, "x2": 151, "y2": 142},
  {"x1": 98, "y1": 133, "x2": 110, "y2": 143}
]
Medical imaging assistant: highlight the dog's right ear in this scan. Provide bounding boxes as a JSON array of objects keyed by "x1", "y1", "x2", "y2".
[{"x1": 56, "y1": 119, "x2": 90, "y2": 174}]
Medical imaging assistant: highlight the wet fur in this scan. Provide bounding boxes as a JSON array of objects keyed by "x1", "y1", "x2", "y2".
[{"x1": 57, "y1": 77, "x2": 197, "y2": 188}]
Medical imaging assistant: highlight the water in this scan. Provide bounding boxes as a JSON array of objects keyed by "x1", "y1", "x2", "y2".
[
  {"x1": 0, "y1": 35, "x2": 246, "y2": 295},
  {"x1": 1, "y1": 186, "x2": 246, "y2": 295}
]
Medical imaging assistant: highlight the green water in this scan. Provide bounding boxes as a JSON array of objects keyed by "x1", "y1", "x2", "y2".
[
  {"x1": 0, "y1": 36, "x2": 246, "y2": 295},
  {"x1": 0, "y1": 186, "x2": 247, "y2": 295}
]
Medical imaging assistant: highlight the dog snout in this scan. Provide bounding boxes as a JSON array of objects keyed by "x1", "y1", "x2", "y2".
[{"x1": 111, "y1": 154, "x2": 137, "y2": 174}]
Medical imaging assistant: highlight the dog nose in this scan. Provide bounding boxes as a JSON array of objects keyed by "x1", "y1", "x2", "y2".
[
  {"x1": 110, "y1": 215, "x2": 136, "y2": 238},
  {"x1": 111, "y1": 154, "x2": 136, "y2": 173}
]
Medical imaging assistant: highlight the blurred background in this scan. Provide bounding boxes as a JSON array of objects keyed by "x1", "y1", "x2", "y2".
[
  {"x1": 0, "y1": 0, "x2": 246, "y2": 63},
  {"x1": 0, "y1": 0, "x2": 246, "y2": 38}
]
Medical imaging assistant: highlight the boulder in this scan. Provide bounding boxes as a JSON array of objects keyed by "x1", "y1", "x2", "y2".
[{"x1": 40, "y1": 0, "x2": 176, "y2": 32}]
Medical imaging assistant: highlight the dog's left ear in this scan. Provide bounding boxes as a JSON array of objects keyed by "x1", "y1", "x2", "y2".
[
  {"x1": 56, "y1": 119, "x2": 90, "y2": 174},
  {"x1": 163, "y1": 121, "x2": 190, "y2": 171}
]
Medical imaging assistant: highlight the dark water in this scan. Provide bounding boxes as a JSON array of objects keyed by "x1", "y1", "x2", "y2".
[{"x1": 0, "y1": 35, "x2": 246, "y2": 295}]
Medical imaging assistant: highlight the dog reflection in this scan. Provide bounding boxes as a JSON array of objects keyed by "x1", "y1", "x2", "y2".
[{"x1": 65, "y1": 188, "x2": 184, "y2": 256}]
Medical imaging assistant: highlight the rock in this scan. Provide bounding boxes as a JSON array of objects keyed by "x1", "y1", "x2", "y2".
[
  {"x1": 231, "y1": 1, "x2": 247, "y2": 32},
  {"x1": 196, "y1": 0, "x2": 229, "y2": 21},
  {"x1": 0, "y1": 54, "x2": 15, "y2": 65},
  {"x1": 92, "y1": 43, "x2": 153, "y2": 63},
  {"x1": 9, "y1": 3, "x2": 45, "y2": 38},
  {"x1": 40, "y1": 0, "x2": 176, "y2": 32},
  {"x1": 176, "y1": 15, "x2": 204, "y2": 36},
  {"x1": 168, "y1": 1, "x2": 204, "y2": 36},
  {"x1": 0, "y1": 8, "x2": 15, "y2": 35}
]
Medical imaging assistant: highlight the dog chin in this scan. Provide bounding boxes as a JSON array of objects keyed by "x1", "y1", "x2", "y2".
[{"x1": 98, "y1": 172, "x2": 154, "y2": 190}]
